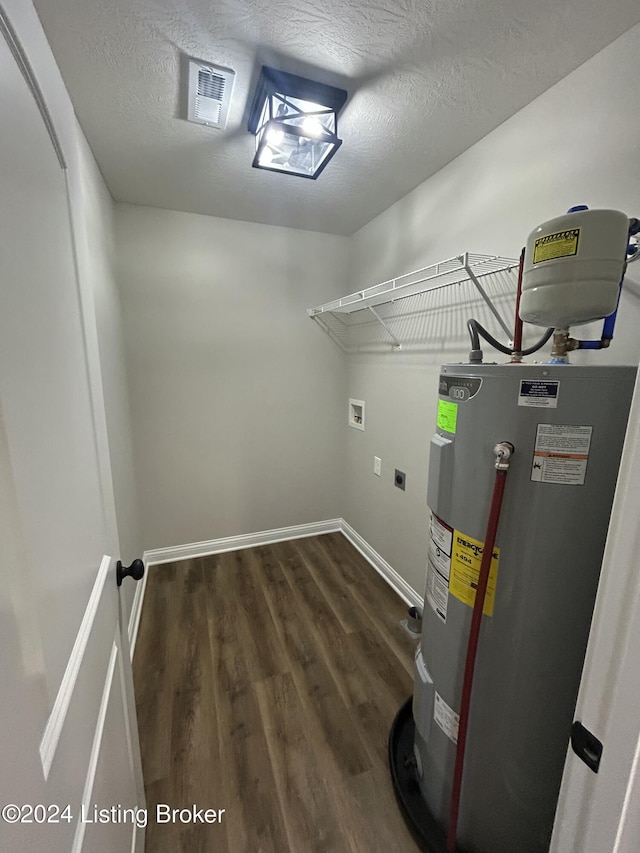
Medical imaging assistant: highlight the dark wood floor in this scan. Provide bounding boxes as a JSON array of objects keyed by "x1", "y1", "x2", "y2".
[{"x1": 133, "y1": 533, "x2": 421, "y2": 852}]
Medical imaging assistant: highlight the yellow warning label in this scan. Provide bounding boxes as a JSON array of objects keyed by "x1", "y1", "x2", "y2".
[
  {"x1": 450, "y1": 529, "x2": 500, "y2": 616},
  {"x1": 437, "y1": 399, "x2": 458, "y2": 433},
  {"x1": 533, "y1": 228, "x2": 580, "y2": 264}
]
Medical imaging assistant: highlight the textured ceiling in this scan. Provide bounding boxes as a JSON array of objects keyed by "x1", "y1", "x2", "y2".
[{"x1": 33, "y1": 0, "x2": 640, "y2": 235}]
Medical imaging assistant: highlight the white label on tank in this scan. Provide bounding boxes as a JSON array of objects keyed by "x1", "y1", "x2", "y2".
[
  {"x1": 434, "y1": 692, "x2": 459, "y2": 744},
  {"x1": 426, "y1": 513, "x2": 452, "y2": 623},
  {"x1": 531, "y1": 424, "x2": 593, "y2": 485},
  {"x1": 518, "y1": 380, "x2": 560, "y2": 408},
  {"x1": 430, "y1": 513, "x2": 453, "y2": 555}
]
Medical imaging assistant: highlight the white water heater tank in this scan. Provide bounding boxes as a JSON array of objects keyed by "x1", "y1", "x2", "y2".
[{"x1": 520, "y1": 208, "x2": 628, "y2": 328}]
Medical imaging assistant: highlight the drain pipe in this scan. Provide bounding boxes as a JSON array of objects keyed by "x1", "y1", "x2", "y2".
[{"x1": 446, "y1": 442, "x2": 514, "y2": 853}]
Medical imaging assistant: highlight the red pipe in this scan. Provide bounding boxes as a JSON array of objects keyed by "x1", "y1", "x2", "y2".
[
  {"x1": 511, "y1": 247, "x2": 525, "y2": 359},
  {"x1": 446, "y1": 458, "x2": 512, "y2": 853}
]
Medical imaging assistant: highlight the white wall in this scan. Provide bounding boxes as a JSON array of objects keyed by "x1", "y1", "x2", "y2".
[
  {"x1": 75, "y1": 134, "x2": 141, "y2": 569},
  {"x1": 345, "y1": 22, "x2": 640, "y2": 596},
  {"x1": 115, "y1": 204, "x2": 349, "y2": 551}
]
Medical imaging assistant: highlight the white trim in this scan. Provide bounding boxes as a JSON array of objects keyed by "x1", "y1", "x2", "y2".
[
  {"x1": 340, "y1": 520, "x2": 422, "y2": 608},
  {"x1": 615, "y1": 733, "x2": 640, "y2": 852},
  {"x1": 71, "y1": 641, "x2": 118, "y2": 853},
  {"x1": 128, "y1": 560, "x2": 149, "y2": 660},
  {"x1": 130, "y1": 822, "x2": 140, "y2": 853},
  {"x1": 0, "y1": 7, "x2": 65, "y2": 167},
  {"x1": 117, "y1": 632, "x2": 146, "y2": 853},
  {"x1": 551, "y1": 383, "x2": 640, "y2": 853},
  {"x1": 143, "y1": 519, "x2": 342, "y2": 566},
  {"x1": 140, "y1": 520, "x2": 421, "y2": 613},
  {"x1": 39, "y1": 554, "x2": 111, "y2": 780}
]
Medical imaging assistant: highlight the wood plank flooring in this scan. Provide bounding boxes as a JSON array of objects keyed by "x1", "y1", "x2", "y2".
[{"x1": 133, "y1": 532, "x2": 421, "y2": 853}]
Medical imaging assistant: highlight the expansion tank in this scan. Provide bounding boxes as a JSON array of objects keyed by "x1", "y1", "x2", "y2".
[{"x1": 413, "y1": 362, "x2": 635, "y2": 853}]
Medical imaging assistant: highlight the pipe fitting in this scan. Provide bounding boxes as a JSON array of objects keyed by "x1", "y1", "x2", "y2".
[
  {"x1": 494, "y1": 441, "x2": 514, "y2": 470},
  {"x1": 550, "y1": 328, "x2": 579, "y2": 360}
]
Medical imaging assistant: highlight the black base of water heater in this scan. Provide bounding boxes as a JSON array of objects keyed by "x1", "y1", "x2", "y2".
[{"x1": 388, "y1": 698, "x2": 468, "y2": 853}]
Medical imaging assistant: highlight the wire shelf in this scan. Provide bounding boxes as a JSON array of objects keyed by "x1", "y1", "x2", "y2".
[{"x1": 308, "y1": 253, "x2": 519, "y2": 353}]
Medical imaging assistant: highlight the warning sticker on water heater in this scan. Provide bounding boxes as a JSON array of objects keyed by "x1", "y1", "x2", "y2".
[
  {"x1": 426, "y1": 512, "x2": 452, "y2": 623},
  {"x1": 531, "y1": 423, "x2": 592, "y2": 485},
  {"x1": 434, "y1": 691, "x2": 459, "y2": 744}
]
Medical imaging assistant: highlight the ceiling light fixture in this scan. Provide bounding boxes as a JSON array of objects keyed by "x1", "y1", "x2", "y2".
[{"x1": 248, "y1": 66, "x2": 348, "y2": 180}]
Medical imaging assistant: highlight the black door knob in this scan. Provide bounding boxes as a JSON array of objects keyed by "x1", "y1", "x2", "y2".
[{"x1": 117, "y1": 558, "x2": 145, "y2": 587}]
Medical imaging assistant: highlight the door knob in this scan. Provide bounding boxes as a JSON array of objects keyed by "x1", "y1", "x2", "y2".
[{"x1": 117, "y1": 558, "x2": 145, "y2": 587}]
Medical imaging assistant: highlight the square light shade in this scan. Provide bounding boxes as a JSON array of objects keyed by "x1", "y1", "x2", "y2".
[{"x1": 248, "y1": 67, "x2": 348, "y2": 179}]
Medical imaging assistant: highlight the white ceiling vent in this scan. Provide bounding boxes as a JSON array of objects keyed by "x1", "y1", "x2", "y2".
[{"x1": 187, "y1": 60, "x2": 235, "y2": 129}]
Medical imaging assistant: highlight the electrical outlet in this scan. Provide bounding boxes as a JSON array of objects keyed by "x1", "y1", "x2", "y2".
[
  {"x1": 394, "y1": 469, "x2": 406, "y2": 491},
  {"x1": 374, "y1": 456, "x2": 382, "y2": 476}
]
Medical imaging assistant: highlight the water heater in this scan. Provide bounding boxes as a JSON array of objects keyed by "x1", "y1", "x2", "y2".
[{"x1": 411, "y1": 363, "x2": 635, "y2": 852}]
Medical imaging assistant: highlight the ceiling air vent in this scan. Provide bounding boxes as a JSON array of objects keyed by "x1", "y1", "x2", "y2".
[{"x1": 187, "y1": 60, "x2": 235, "y2": 129}]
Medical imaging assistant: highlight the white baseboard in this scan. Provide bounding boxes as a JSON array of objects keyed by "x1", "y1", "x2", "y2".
[
  {"x1": 340, "y1": 520, "x2": 422, "y2": 609},
  {"x1": 143, "y1": 518, "x2": 343, "y2": 566},
  {"x1": 135, "y1": 519, "x2": 421, "y2": 645},
  {"x1": 128, "y1": 560, "x2": 149, "y2": 660}
]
